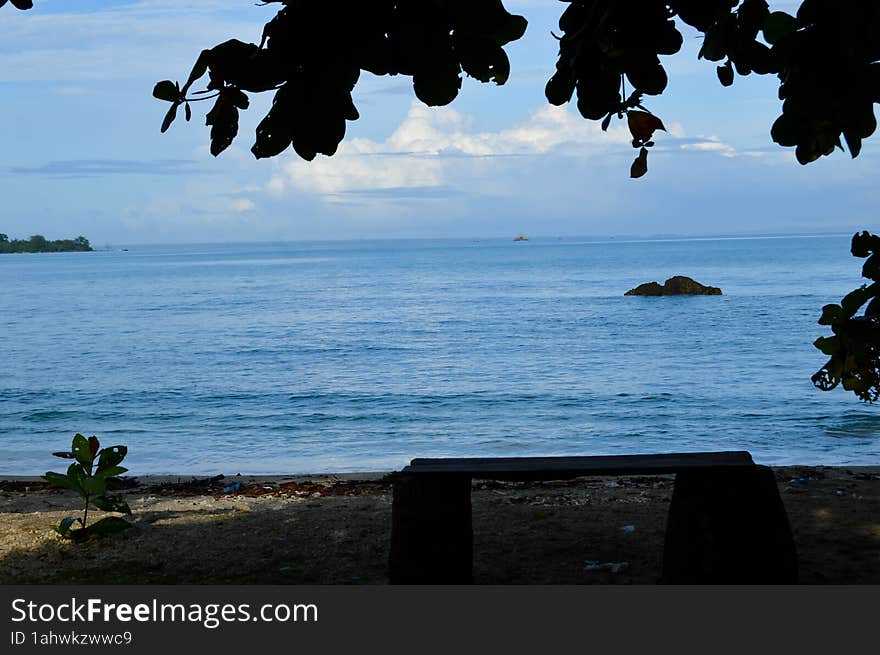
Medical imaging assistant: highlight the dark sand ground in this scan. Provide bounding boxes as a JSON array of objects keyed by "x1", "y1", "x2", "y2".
[{"x1": 1, "y1": 466, "x2": 877, "y2": 584}]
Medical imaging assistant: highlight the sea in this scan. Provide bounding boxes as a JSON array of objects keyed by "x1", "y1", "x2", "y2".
[{"x1": 1, "y1": 234, "x2": 877, "y2": 475}]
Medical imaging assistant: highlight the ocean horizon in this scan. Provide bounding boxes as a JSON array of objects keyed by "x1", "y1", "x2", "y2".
[{"x1": 1, "y1": 233, "x2": 877, "y2": 474}]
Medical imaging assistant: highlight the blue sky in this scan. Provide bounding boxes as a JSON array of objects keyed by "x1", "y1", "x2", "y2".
[{"x1": 0, "y1": 0, "x2": 875, "y2": 245}]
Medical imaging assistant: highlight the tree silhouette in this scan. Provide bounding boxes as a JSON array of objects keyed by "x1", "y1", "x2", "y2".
[{"x1": 812, "y1": 233, "x2": 880, "y2": 402}]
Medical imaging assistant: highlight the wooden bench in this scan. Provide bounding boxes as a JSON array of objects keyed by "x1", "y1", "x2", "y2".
[{"x1": 388, "y1": 451, "x2": 798, "y2": 584}]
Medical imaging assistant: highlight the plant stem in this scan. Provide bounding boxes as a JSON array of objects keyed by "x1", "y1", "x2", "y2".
[{"x1": 82, "y1": 494, "x2": 89, "y2": 529}]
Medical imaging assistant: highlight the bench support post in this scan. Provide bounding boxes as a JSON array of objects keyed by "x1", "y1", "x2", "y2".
[
  {"x1": 389, "y1": 473, "x2": 473, "y2": 584},
  {"x1": 662, "y1": 465, "x2": 798, "y2": 583}
]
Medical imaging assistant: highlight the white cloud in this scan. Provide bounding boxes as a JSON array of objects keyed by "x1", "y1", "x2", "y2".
[
  {"x1": 681, "y1": 136, "x2": 738, "y2": 158},
  {"x1": 229, "y1": 198, "x2": 255, "y2": 212},
  {"x1": 268, "y1": 102, "x2": 632, "y2": 200}
]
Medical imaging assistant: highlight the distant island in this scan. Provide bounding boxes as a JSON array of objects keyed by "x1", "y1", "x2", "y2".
[{"x1": 0, "y1": 234, "x2": 93, "y2": 254}]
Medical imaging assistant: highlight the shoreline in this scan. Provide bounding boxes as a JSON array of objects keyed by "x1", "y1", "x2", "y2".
[
  {"x1": 0, "y1": 472, "x2": 392, "y2": 485},
  {"x1": 3, "y1": 462, "x2": 878, "y2": 481},
  {"x1": 3, "y1": 464, "x2": 879, "y2": 487}
]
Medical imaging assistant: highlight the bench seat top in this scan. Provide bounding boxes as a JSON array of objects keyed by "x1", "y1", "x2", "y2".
[{"x1": 402, "y1": 451, "x2": 754, "y2": 480}]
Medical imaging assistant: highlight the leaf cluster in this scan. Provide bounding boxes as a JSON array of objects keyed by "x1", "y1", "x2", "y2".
[
  {"x1": 812, "y1": 232, "x2": 880, "y2": 402},
  {"x1": 545, "y1": 1, "x2": 681, "y2": 177},
  {"x1": 768, "y1": 1, "x2": 880, "y2": 164},
  {"x1": 43, "y1": 434, "x2": 132, "y2": 541},
  {"x1": 153, "y1": 0, "x2": 526, "y2": 160},
  {"x1": 151, "y1": 1, "x2": 880, "y2": 176}
]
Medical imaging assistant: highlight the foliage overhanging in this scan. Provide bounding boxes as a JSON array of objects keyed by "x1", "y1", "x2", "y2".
[{"x1": 146, "y1": 0, "x2": 880, "y2": 177}]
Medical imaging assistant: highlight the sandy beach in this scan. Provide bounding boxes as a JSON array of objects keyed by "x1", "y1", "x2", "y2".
[{"x1": 1, "y1": 466, "x2": 878, "y2": 584}]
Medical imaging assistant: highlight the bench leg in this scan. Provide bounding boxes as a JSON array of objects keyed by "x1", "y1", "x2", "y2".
[
  {"x1": 389, "y1": 474, "x2": 473, "y2": 584},
  {"x1": 661, "y1": 466, "x2": 797, "y2": 584},
  {"x1": 661, "y1": 465, "x2": 798, "y2": 583}
]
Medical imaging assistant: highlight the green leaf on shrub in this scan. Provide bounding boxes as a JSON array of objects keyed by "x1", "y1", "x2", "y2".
[
  {"x1": 97, "y1": 446, "x2": 127, "y2": 469},
  {"x1": 67, "y1": 462, "x2": 89, "y2": 494},
  {"x1": 94, "y1": 465, "x2": 128, "y2": 480},
  {"x1": 78, "y1": 516, "x2": 132, "y2": 538},
  {"x1": 43, "y1": 471, "x2": 80, "y2": 492},
  {"x1": 55, "y1": 516, "x2": 81, "y2": 537},
  {"x1": 92, "y1": 495, "x2": 132, "y2": 515},
  {"x1": 83, "y1": 476, "x2": 107, "y2": 497},
  {"x1": 71, "y1": 434, "x2": 94, "y2": 468}
]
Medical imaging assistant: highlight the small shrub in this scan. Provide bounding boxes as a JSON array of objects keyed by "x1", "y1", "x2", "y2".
[{"x1": 43, "y1": 434, "x2": 132, "y2": 540}]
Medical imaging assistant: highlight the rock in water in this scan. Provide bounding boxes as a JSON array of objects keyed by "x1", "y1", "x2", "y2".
[
  {"x1": 625, "y1": 276, "x2": 722, "y2": 296},
  {"x1": 625, "y1": 281, "x2": 665, "y2": 296}
]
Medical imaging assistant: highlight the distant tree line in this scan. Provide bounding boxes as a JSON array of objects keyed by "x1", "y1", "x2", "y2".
[{"x1": 0, "y1": 234, "x2": 93, "y2": 253}]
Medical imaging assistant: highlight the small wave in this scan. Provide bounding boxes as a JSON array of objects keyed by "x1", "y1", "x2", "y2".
[{"x1": 20, "y1": 410, "x2": 78, "y2": 422}]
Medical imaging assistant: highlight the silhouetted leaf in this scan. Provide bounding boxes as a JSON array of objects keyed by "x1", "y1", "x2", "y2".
[
  {"x1": 413, "y1": 49, "x2": 463, "y2": 107},
  {"x1": 630, "y1": 147, "x2": 649, "y2": 178},
  {"x1": 52, "y1": 451, "x2": 75, "y2": 459},
  {"x1": 252, "y1": 87, "x2": 292, "y2": 159},
  {"x1": 852, "y1": 231, "x2": 880, "y2": 258},
  {"x1": 717, "y1": 61, "x2": 734, "y2": 86},
  {"x1": 626, "y1": 62, "x2": 668, "y2": 95},
  {"x1": 456, "y1": 35, "x2": 510, "y2": 85},
  {"x1": 814, "y1": 336, "x2": 840, "y2": 356},
  {"x1": 446, "y1": 0, "x2": 527, "y2": 45},
  {"x1": 205, "y1": 93, "x2": 239, "y2": 156},
  {"x1": 841, "y1": 287, "x2": 871, "y2": 318},
  {"x1": 862, "y1": 254, "x2": 880, "y2": 282},
  {"x1": 843, "y1": 130, "x2": 862, "y2": 158},
  {"x1": 152, "y1": 80, "x2": 180, "y2": 103},
  {"x1": 763, "y1": 11, "x2": 797, "y2": 44},
  {"x1": 161, "y1": 103, "x2": 179, "y2": 133},
  {"x1": 627, "y1": 111, "x2": 665, "y2": 141},
  {"x1": 545, "y1": 71, "x2": 575, "y2": 106},
  {"x1": 182, "y1": 50, "x2": 211, "y2": 94},
  {"x1": 818, "y1": 304, "x2": 843, "y2": 325}
]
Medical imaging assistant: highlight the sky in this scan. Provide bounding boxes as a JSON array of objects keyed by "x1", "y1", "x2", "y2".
[{"x1": 0, "y1": 0, "x2": 876, "y2": 245}]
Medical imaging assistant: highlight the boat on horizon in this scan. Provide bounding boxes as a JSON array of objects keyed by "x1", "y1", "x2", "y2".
[{"x1": 514, "y1": 234, "x2": 529, "y2": 242}]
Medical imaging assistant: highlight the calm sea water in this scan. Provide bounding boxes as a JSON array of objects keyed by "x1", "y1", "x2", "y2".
[{"x1": 1, "y1": 235, "x2": 877, "y2": 474}]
